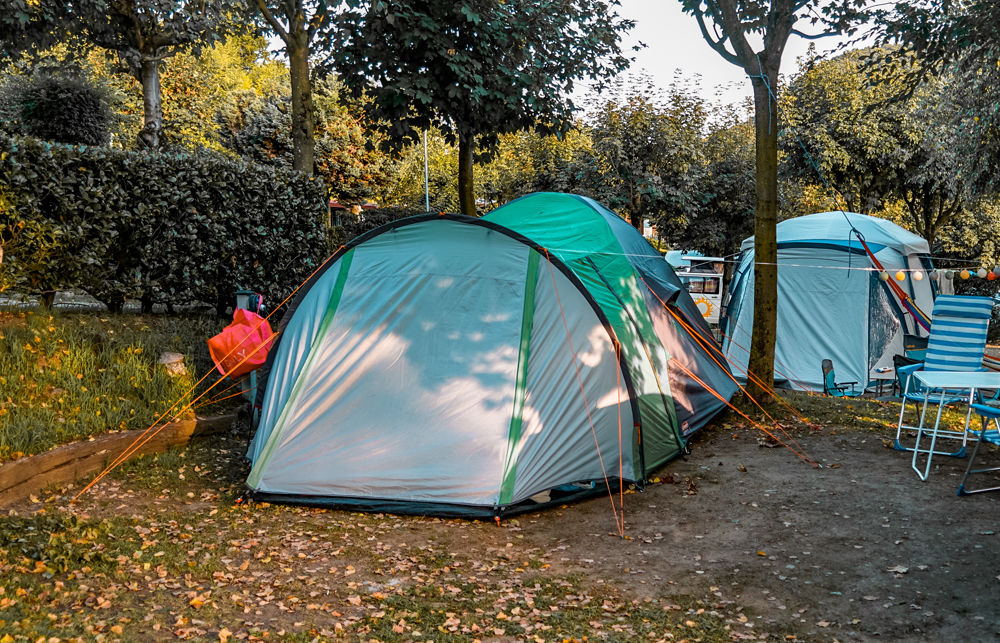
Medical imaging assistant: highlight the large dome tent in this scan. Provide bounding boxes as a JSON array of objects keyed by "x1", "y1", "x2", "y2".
[
  {"x1": 246, "y1": 213, "x2": 641, "y2": 517},
  {"x1": 484, "y1": 192, "x2": 738, "y2": 461},
  {"x1": 721, "y1": 211, "x2": 935, "y2": 392}
]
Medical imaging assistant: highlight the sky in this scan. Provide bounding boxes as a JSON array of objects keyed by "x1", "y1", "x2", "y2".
[{"x1": 597, "y1": 0, "x2": 855, "y2": 108}]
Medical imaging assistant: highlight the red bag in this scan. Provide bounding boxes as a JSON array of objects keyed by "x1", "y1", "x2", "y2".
[{"x1": 207, "y1": 309, "x2": 274, "y2": 379}]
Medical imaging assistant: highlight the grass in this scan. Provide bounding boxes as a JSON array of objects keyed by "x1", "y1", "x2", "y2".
[{"x1": 0, "y1": 310, "x2": 234, "y2": 463}]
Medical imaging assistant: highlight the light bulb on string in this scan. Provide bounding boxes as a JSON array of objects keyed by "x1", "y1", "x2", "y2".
[
  {"x1": 929, "y1": 270, "x2": 938, "y2": 281},
  {"x1": 960, "y1": 269, "x2": 971, "y2": 279},
  {"x1": 978, "y1": 268, "x2": 988, "y2": 278},
  {"x1": 879, "y1": 271, "x2": 890, "y2": 281},
  {"x1": 895, "y1": 271, "x2": 906, "y2": 281},
  {"x1": 913, "y1": 271, "x2": 924, "y2": 281}
]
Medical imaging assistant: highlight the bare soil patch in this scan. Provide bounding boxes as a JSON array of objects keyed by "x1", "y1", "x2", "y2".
[{"x1": 2, "y1": 394, "x2": 998, "y2": 643}]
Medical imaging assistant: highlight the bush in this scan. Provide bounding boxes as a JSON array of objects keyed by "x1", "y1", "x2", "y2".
[
  {"x1": 1, "y1": 73, "x2": 113, "y2": 147},
  {"x1": 0, "y1": 133, "x2": 329, "y2": 312},
  {"x1": 332, "y1": 206, "x2": 428, "y2": 247}
]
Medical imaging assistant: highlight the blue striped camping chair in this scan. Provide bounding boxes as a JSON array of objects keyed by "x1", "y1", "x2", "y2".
[{"x1": 894, "y1": 295, "x2": 995, "y2": 456}]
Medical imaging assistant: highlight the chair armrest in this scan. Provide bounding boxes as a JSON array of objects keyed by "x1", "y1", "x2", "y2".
[
  {"x1": 897, "y1": 363, "x2": 924, "y2": 377},
  {"x1": 840, "y1": 381, "x2": 859, "y2": 385}
]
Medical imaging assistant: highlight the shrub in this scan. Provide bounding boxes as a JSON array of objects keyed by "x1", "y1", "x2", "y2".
[
  {"x1": 2, "y1": 73, "x2": 114, "y2": 147},
  {"x1": 0, "y1": 133, "x2": 329, "y2": 311},
  {"x1": 332, "y1": 206, "x2": 428, "y2": 247}
]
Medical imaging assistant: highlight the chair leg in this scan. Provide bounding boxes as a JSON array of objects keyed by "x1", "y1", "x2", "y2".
[
  {"x1": 894, "y1": 393, "x2": 910, "y2": 450},
  {"x1": 957, "y1": 416, "x2": 1000, "y2": 496}
]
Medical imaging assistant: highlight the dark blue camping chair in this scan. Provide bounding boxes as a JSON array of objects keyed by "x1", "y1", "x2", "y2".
[
  {"x1": 957, "y1": 404, "x2": 1000, "y2": 496},
  {"x1": 895, "y1": 295, "x2": 994, "y2": 455},
  {"x1": 822, "y1": 359, "x2": 861, "y2": 397}
]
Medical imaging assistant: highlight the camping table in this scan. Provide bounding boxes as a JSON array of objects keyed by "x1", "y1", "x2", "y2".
[
  {"x1": 869, "y1": 368, "x2": 895, "y2": 397},
  {"x1": 910, "y1": 371, "x2": 1000, "y2": 481}
]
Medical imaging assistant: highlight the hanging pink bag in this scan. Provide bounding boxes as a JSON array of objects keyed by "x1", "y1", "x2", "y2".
[{"x1": 207, "y1": 309, "x2": 274, "y2": 379}]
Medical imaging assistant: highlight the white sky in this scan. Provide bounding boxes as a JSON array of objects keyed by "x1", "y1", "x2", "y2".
[{"x1": 590, "y1": 0, "x2": 854, "y2": 107}]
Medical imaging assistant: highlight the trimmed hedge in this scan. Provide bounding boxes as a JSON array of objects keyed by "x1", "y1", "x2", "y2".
[
  {"x1": 330, "y1": 206, "x2": 430, "y2": 248},
  {"x1": 0, "y1": 134, "x2": 330, "y2": 312}
]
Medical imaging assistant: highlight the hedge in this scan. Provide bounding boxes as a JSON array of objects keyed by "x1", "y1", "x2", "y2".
[{"x1": 0, "y1": 133, "x2": 331, "y2": 312}]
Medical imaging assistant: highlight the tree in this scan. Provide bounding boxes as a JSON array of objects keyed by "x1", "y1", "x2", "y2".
[
  {"x1": 250, "y1": 0, "x2": 339, "y2": 174},
  {"x1": 666, "y1": 102, "x2": 755, "y2": 267},
  {"x1": 587, "y1": 75, "x2": 706, "y2": 230},
  {"x1": 782, "y1": 51, "x2": 972, "y2": 249},
  {"x1": 845, "y1": 1, "x2": 1000, "y2": 195},
  {"x1": 219, "y1": 79, "x2": 394, "y2": 205},
  {"x1": 81, "y1": 0, "x2": 244, "y2": 150},
  {"x1": 331, "y1": 0, "x2": 635, "y2": 216},
  {"x1": 0, "y1": 0, "x2": 243, "y2": 150},
  {"x1": 678, "y1": 0, "x2": 848, "y2": 395}
]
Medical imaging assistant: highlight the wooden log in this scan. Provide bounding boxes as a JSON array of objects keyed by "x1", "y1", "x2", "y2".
[{"x1": 0, "y1": 414, "x2": 237, "y2": 507}]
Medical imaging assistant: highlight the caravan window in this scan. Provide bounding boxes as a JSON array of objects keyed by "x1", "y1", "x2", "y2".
[
  {"x1": 680, "y1": 276, "x2": 720, "y2": 294},
  {"x1": 681, "y1": 277, "x2": 705, "y2": 293}
]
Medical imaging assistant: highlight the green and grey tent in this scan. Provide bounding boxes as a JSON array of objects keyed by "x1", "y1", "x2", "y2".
[
  {"x1": 484, "y1": 193, "x2": 737, "y2": 468},
  {"x1": 246, "y1": 197, "x2": 734, "y2": 517}
]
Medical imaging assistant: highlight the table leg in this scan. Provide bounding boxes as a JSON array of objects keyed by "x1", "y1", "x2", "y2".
[{"x1": 914, "y1": 387, "x2": 949, "y2": 481}]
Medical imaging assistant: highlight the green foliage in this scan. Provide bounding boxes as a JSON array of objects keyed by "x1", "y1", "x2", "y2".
[
  {"x1": 0, "y1": 132, "x2": 329, "y2": 310},
  {"x1": 219, "y1": 79, "x2": 394, "y2": 204},
  {"x1": 330, "y1": 206, "x2": 427, "y2": 248},
  {"x1": 332, "y1": 0, "x2": 636, "y2": 150},
  {"x1": 0, "y1": 311, "x2": 227, "y2": 461},
  {"x1": 0, "y1": 513, "x2": 110, "y2": 573},
  {"x1": 1, "y1": 71, "x2": 113, "y2": 146},
  {"x1": 667, "y1": 103, "x2": 756, "y2": 258},
  {"x1": 782, "y1": 50, "x2": 972, "y2": 248},
  {"x1": 0, "y1": 188, "x2": 62, "y2": 292},
  {"x1": 586, "y1": 75, "x2": 706, "y2": 229}
]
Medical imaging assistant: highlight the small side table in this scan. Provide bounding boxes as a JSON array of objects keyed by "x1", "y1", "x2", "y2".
[{"x1": 870, "y1": 368, "x2": 896, "y2": 397}]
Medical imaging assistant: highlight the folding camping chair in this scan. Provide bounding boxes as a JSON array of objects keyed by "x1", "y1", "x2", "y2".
[
  {"x1": 895, "y1": 295, "x2": 995, "y2": 455},
  {"x1": 956, "y1": 403, "x2": 1000, "y2": 496},
  {"x1": 822, "y1": 359, "x2": 861, "y2": 397}
]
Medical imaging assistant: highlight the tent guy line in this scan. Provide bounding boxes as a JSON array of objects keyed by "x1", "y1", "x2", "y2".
[{"x1": 543, "y1": 248, "x2": 626, "y2": 537}]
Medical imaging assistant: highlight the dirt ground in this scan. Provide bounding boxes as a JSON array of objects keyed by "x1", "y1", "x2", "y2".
[{"x1": 3, "y1": 394, "x2": 1000, "y2": 643}]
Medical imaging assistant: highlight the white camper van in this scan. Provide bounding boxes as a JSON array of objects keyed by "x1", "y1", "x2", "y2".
[{"x1": 666, "y1": 253, "x2": 725, "y2": 326}]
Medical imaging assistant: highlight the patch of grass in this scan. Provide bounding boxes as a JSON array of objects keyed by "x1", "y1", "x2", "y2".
[
  {"x1": 0, "y1": 311, "x2": 233, "y2": 462},
  {"x1": 715, "y1": 390, "x2": 977, "y2": 437}
]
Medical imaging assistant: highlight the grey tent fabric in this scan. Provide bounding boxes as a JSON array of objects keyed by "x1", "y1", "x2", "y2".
[{"x1": 246, "y1": 215, "x2": 637, "y2": 516}]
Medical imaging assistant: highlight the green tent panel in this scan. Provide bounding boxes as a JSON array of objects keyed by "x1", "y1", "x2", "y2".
[
  {"x1": 246, "y1": 195, "x2": 736, "y2": 517},
  {"x1": 484, "y1": 193, "x2": 738, "y2": 468}
]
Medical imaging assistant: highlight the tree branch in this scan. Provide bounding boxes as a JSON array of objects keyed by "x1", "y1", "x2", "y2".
[
  {"x1": 790, "y1": 28, "x2": 834, "y2": 40},
  {"x1": 255, "y1": 0, "x2": 290, "y2": 44},
  {"x1": 308, "y1": 0, "x2": 329, "y2": 39},
  {"x1": 692, "y1": 10, "x2": 741, "y2": 66}
]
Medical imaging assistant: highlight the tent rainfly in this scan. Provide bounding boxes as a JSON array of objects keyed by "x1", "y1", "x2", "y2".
[
  {"x1": 483, "y1": 193, "x2": 738, "y2": 456},
  {"x1": 246, "y1": 196, "x2": 735, "y2": 517},
  {"x1": 722, "y1": 211, "x2": 935, "y2": 392}
]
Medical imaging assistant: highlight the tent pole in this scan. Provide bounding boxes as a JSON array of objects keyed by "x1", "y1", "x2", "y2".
[{"x1": 424, "y1": 130, "x2": 430, "y2": 212}]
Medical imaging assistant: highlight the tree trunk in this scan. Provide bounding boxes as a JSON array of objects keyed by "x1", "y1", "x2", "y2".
[
  {"x1": 458, "y1": 135, "x2": 476, "y2": 216},
  {"x1": 745, "y1": 71, "x2": 780, "y2": 400},
  {"x1": 40, "y1": 291, "x2": 56, "y2": 309},
  {"x1": 629, "y1": 183, "x2": 642, "y2": 230},
  {"x1": 138, "y1": 58, "x2": 163, "y2": 149},
  {"x1": 288, "y1": 42, "x2": 315, "y2": 175}
]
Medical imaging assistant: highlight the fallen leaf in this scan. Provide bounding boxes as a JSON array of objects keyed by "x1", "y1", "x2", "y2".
[
  {"x1": 863, "y1": 596, "x2": 878, "y2": 601},
  {"x1": 817, "y1": 620, "x2": 831, "y2": 627},
  {"x1": 887, "y1": 566, "x2": 909, "y2": 574},
  {"x1": 346, "y1": 595, "x2": 361, "y2": 606},
  {"x1": 219, "y1": 628, "x2": 232, "y2": 642}
]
